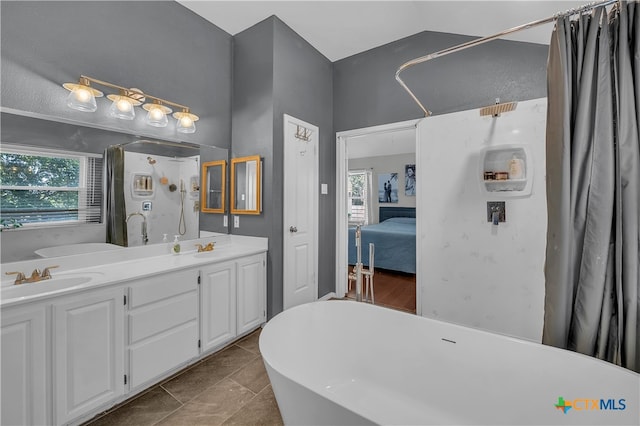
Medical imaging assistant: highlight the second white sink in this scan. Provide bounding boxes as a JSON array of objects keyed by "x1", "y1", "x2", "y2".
[{"x1": 1, "y1": 272, "x2": 104, "y2": 300}]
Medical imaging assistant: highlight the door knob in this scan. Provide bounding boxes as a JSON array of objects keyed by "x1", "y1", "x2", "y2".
[{"x1": 289, "y1": 226, "x2": 298, "y2": 233}]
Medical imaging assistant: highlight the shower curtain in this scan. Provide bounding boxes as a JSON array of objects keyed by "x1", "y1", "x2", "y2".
[
  {"x1": 543, "y1": 2, "x2": 639, "y2": 372},
  {"x1": 105, "y1": 146, "x2": 128, "y2": 246}
]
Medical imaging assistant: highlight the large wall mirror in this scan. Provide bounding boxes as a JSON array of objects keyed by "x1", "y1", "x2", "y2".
[
  {"x1": 0, "y1": 110, "x2": 229, "y2": 262},
  {"x1": 230, "y1": 155, "x2": 261, "y2": 215}
]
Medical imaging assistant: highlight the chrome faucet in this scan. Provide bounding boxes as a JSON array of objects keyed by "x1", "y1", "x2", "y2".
[{"x1": 126, "y1": 212, "x2": 148, "y2": 245}]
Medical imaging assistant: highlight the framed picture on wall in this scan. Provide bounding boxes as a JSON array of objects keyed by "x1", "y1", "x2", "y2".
[
  {"x1": 378, "y1": 173, "x2": 398, "y2": 203},
  {"x1": 405, "y1": 164, "x2": 416, "y2": 196}
]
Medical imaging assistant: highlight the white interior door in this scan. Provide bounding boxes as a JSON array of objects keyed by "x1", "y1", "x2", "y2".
[{"x1": 283, "y1": 114, "x2": 318, "y2": 310}]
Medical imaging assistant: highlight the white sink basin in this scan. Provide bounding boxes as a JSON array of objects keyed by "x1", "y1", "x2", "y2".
[
  {"x1": 194, "y1": 251, "x2": 219, "y2": 258},
  {"x1": 1, "y1": 272, "x2": 103, "y2": 299},
  {"x1": 35, "y1": 243, "x2": 124, "y2": 258}
]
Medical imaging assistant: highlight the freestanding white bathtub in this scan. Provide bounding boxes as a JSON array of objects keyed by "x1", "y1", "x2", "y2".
[{"x1": 259, "y1": 301, "x2": 639, "y2": 425}]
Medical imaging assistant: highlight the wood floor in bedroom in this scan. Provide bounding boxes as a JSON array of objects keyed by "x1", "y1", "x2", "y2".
[{"x1": 345, "y1": 267, "x2": 416, "y2": 314}]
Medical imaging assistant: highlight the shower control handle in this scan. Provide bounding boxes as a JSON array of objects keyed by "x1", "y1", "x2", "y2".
[{"x1": 289, "y1": 226, "x2": 298, "y2": 233}]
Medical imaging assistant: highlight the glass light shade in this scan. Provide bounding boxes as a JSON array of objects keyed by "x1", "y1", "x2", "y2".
[
  {"x1": 177, "y1": 115, "x2": 196, "y2": 133},
  {"x1": 143, "y1": 103, "x2": 172, "y2": 128},
  {"x1": 107, "y1": 95, "x2": 136, "y2": 120},
  {"x1": 63, "y1": 82, "x2": 103, "y2": 112},
  {"x1": 173, "y1": 111, "x2": 199, "y2": 134}
]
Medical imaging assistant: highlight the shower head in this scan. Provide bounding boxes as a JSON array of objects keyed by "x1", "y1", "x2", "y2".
[
  {"x1": 480, "y1": 99, "x2": 517, "y2": 117},
  {"x1": 147, "y1": 156, "x2": 156, "y2": 165}
]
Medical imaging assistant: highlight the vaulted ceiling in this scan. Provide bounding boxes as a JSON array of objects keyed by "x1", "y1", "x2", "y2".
[{"x1": 178, "y1": 1, "x2": 587, "y2": 62}]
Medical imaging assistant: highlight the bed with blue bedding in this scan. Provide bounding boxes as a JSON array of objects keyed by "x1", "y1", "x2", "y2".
[{"x1": 348, "y1": 207, "x2": 416, "y2": 274}]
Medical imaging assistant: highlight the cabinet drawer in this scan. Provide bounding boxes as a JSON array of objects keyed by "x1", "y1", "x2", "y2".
[
  {"x1": 129, "y1": 321, "x2": 198, "y2": 389},
  {"x1": 129, "y1": 291, "x2": 198, "y2": 344},
  {"x1": 129, "y1": 269, "x2": 198, "y2": 308}
]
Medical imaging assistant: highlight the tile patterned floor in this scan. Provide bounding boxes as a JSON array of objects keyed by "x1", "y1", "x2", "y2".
[{"x1": 86, "y1": 329, "x2": 283, "y2": 426}]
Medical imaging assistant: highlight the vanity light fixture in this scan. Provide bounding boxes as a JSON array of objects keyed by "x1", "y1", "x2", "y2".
[
  {"x1": 107, "y1": 88, "x2": 144, "y2": 121},
  {"x1": 62, "y1": 75, "x2": 200, "y2": 133},
  {"x1": 143, "y1": 101, "x2": 172, "y2": 128},
  {"x1": 173, "y1": 108, "x2": 198, "y2": 134},
  {"x1": 63, "y1": 77, "x2": 103, "y2": 112}
]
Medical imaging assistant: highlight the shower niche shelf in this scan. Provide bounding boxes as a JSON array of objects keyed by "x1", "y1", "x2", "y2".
[
  {"x1": 131, "y1": 173, "x2": 154, "y2": 198},
  {"x1": 480, "y1": 145, "x2": 533, "y2": 197}
]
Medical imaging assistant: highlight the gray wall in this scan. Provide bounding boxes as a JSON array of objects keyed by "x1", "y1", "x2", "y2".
[
  {"x1": 333, "y1": 30, "x2": 549, "y2": 131},
  {"x1": 1, "y1": 2, "x2": 549, "y2": 320},
  {"x1": 1, "y1": 1, "x2": 232, "y2": 254},
  {"x1": 1, "y1": 1, "x2": 232, "y2": 149},
  {"x1": 231, "y1": 18, "x2": 277, "y2": 316},
  {"x1": 273, "y1": 18, "x2": 335, "y2": 310},
  {"x1": 232, "y1": 17, "x2": 333, "y2": 318}
]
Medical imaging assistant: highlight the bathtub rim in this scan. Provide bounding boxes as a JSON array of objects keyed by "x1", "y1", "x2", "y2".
[{"x1": 260, "y1": 300, "x2": 639, "y2": 425}]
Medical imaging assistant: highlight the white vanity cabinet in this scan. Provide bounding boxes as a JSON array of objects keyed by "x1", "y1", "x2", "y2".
[
  {"x1": 200, "y1": 260, "x2": 237, "y2": 352},
  {"x1": 0, "y1": 243, "x2": 267, "y2": 426},
  {"x1": 237, "y1": 253, "x2": 267, "y2": 335},
  {"x1": 1, "y1": 304, "x2": 49, "y2": 426},
  {"x1": 52, "y1": 287, "x2": 126, "y2": 425},
  {"x1": 200, "y1": 253, "x2": 267, "y2": 353},
  {"x1": 127, "y1": 269, "x2": 199, "y2": 390}
]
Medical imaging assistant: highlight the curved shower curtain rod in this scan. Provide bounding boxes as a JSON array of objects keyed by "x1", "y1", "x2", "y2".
[{"x1": 395, "y1": 0, "x2": 621, "y2": 117}]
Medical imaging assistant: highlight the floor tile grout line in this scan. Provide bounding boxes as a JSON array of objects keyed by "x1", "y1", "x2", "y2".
[
  {"x1": 149, "y1": 403, "x2": 185, "y2": 426},
  {"x1": 83, "y1": 330, "x2": 264, "y2": 425},
  {"x1": 218, "y1": 390, "x2": 260, "y2": 425},
  {"x1": 159, "y1": 349, "x2": 260, "y2": 407},
  {"x1": 160, "y1": 380, "x2": 260, "y2": 426},
  {"x1": 227, "y1": 376, "x2": 261, "y2": 396},
  {"x1": 85, "y1": 384, "x2": 176, "y2": 425},
  {"x1": 159, "y1": 385, "x2": 186, "y2": 406},
  {"x1": 152, "y1": 378, "x2": 257, "y2": 425}
]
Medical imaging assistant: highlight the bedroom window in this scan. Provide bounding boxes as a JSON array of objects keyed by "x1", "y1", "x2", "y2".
[
  {"x1": 0, "y1": 145, "x2": 103, "y2": 228},
  {"x1": 348, "y1": 170, "x2": 371, "y2": 225}
]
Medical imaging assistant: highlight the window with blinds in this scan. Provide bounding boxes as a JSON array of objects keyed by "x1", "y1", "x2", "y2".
[
  {"x1": 348, "y1": 171, "x2": 368, "y2": 225},
  {"x1": 0, "y1": 145, "x2": 103, "y2": 227}
]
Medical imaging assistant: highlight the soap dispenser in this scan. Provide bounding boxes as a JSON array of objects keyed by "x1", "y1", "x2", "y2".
[
  {"x1": 163, "y1": 234, "x2": 170, "y2": 254},
  {"x1": 171, "y1": 235, "x2": 181, "y2": 254}
]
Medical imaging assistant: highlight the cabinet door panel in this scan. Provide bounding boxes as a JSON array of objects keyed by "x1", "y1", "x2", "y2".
[
  {"x1": 129, "y1": 291, "x2": 198, "y2": 344},
  {"x1": 129, "y1": 321, "x2": 198, "y2": 389},
  {"x1": 129, "y1": 269, "x2": 198, "y2": 308},
  {"x1": 1, "y1": 306, "x2": 48, "y2": 426},
  {"x1": 200, "y1": 261, "x2": 236, "y2": 352},
  {"x1": 54, "y1": 288, "x2": 124, "y2": 425},
  {"x1": 237, "y1": 254, "x2": 266, "y2": 335}
]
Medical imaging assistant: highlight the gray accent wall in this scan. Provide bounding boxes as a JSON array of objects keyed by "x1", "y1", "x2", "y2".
[
  {"x1": 333, "y1": 30, "x2": 549, "y2": 132},
  {"x1": 232, "y1": 17, "x2": 333, "y2": 319},
  {"x1": 1, "y1": 1, "x2": 232, "y2": 254},
  {"x1": 1, "y1": 1, "x2": 232, "y2": 149},
  {"x1": 1, "y1": 2, "x2": 550, "y2": 320}
]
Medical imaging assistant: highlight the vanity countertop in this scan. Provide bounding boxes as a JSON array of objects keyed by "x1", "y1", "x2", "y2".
[{"x1": 1, "y1": 235, "x2": 267, "y2": 308}]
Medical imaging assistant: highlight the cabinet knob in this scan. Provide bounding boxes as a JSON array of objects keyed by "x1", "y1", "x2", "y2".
[{"x1": 289, "y1": 226, "x2": 298, "y2": 233}]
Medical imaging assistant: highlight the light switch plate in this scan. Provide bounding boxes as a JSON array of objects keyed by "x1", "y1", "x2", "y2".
[
  {"x1": 234, "y1": 215, "x2": 240, "y2": 228},
  {"x1": 223, "y1": 215, "x2": 228, "y2": 227},
  {"x1": 321, "y1": 183, "x2": 328, "y2": 195}
]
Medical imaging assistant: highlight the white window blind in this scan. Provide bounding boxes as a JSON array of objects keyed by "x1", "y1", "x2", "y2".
[
  {"x1": 0, "y1": 145, "x2": 103, "y2": 227},
  {"x1": 348, "y1": 170, "x2": 369, "y2": 225}
]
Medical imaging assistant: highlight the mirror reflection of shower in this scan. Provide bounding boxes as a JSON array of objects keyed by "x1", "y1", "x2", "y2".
[{"x1": 122, "y1": 142, "x2": 200, "y2": 246}]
